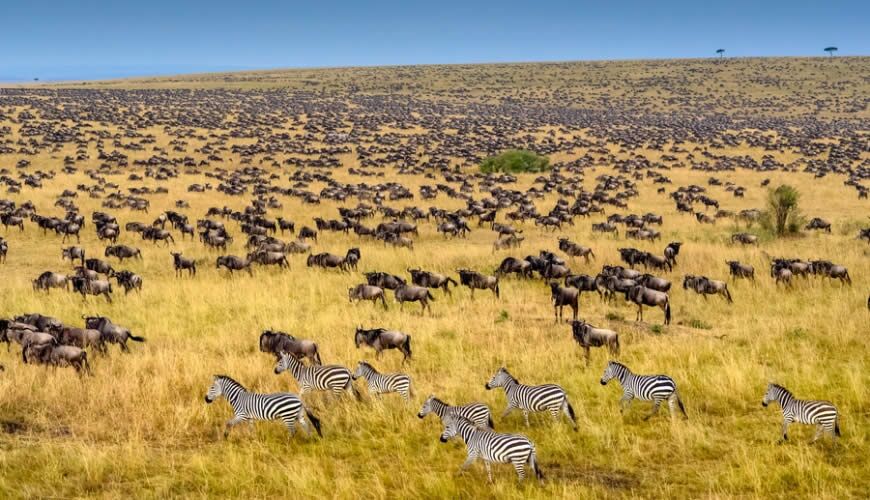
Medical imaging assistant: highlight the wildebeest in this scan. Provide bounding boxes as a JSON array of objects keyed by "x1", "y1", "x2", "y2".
[
  {"x1": 1, "y1": 213, "x2": 24, "y2": 231},
  {"x1": 298, "y1": 226, "x2": 318, "y2": 241},
  {"x1": 683, "y1": 275, "x2": 733, "y2": 303},
  {"x1": 805, "y1": 218, "x2": 832, "y2": 233},
  {"x1": 457, "y1": 269, "x2": 500, "y2": 298},
  {"x1": 636, "y1": 274, "x2": 671, "y2": 292},
  {"x1": 394, "y1": 284, "x2": 435, "y2": 314},
  {"x1": 83, "y1": 316, "x2": 145, "y2": 352},
  {"x1": 495, "y1": 257, "x2": 533, "y2": 279},
  {"x1": 731, "y1": 233, "x2": 758, "y2": 245},
  {"x1": 85, "y1": 258, "x2": 114, "y2": 275},
  {"x1": 62, "y1": 246, "x2": 85, "y2": 265},
  {"x1": 726, "y1": 260, "x2": 755, "y2": 279},
  {"x1": 809, "y1": 260, "x2": 851, "y2": 285},
  {"x1": 364, "y1": 271, "x2": 406, "y2": 290},
  {"x1": 58, "y1": 326, "x2": 106, "y2": 354},
  {"x1": 24, "y1": 343, "x2": 92, "y2": 375},
  {"x1": 32, "y1": 271, "x2": 70, "y2": 292},
  {"x1": 112, "y1": 270, "x2": 143, "y2": 294},
  {"x1": 306, "y1": 251, "x2": 351, "y2": 271},
  {"x1": 259, "y1": 330, "x2": 322, "y2": 365},
  {"x1": 344, "y1": 248, "x2": 361, "y2": 271},
  {"x1": 550, "y1": 282, "x2": 579, "y2": 322},
  {"x1": 171, "y1": 252, "x2": 197, "y2": 276},
  {"x1": 104, "y1": 244, "x2": 142, "y2": 261},
  {"x1": 625, "y1": 286, "x2": 671, "y2": 325},
  {"x1": 248, "y1": 250, "x2": 289, "y2": 269},
  {"x1": 13, "y1": 313, "x2": 63, "y2": 333},
  {"x1": 644, "y1": 253, "x2": 672, "y2": 272},
  {"x1": 564, "y1": 274, "x2": 601, "y2": 297},
  {"x1": 558, "y1": 238, "x2": 595, "y2": 263},
  {"x1": 664, "y1": 242, "x2": 682, "y2": 267},
  {"x1": 618, "y1": 248, "x2": 646, "y2": 267},
  {"x1": 571, "y1": 320, "x2": 619, "y2": 365},
  {"x1": 349, "y1": 284, "x2": 388, "y2": 309},
  {"x1": 216, "y1": 255, "x2": 253, "y2": 275},
  {"x1": 0, "y1": 237, "x2": 7, "y2": 263},
  {"x1": 408, "y1": 268, "x2": 458, "y2": 294},
  {"x1": 592, "y1": 222, "x2": 618, "y2": 235},
  {"x1": 354, "y1": 327, "x2": 412, "y2": 363},
  {"x1": 72, "y1": 276, "x2": 113, "y2": 302}
]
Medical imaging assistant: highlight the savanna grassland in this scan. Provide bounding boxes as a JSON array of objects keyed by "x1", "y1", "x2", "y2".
[{"x1": 0, "y1": 57, "x2": 868, "y2": 499}]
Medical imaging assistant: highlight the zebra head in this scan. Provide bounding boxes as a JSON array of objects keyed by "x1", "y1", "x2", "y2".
[
  {"x1": 762, "y1": 383, "x2": 787, "y2": 407},
  {"x1": 205, "y1": 376, "x2": 225, "y2": 403},
  {"x1": 352, "y1": 361, "x2": 371, "y2": 380},
  {"x1": 417, "y1": 395, "x2": 437, "y2": 419},
  {"x1": 274, "y1": 352, "x2": 300, "y2": 375},
  {"x1": 600, "y1": 361, "x2": 623, "y2": 386},
  {"x1": 438, "y1": 415, "x2": 460, "y2": 443},
  {"x1": 485, "y1": 367, "x2": 513, "y2": 390}
]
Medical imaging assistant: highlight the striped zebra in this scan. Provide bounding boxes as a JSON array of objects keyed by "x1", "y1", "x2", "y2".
[
  {"x1": 600, "y1": 361, "x2": 687, "y2": 420},
  {"x1": 352, "y1": 361, "x2": 412, "y2": 401},
  {"x1": 485, "y1": 367, "x2": 577, "y2": 430},
  {"x1": 275, "y1": 352, "x2": 359, "y2": 399},
  {"x1": 439, "y1": 415, "x2": 544, "y2": 483},
  {"x1": 762, "y1": 383, "x2": 840, "y2": 442},
  {"x1": 418, "y1": 395, "x2": 494, "y2": 429},
  {"x1": 204, "y1": 375, "x2": 322, "y2": 438}
]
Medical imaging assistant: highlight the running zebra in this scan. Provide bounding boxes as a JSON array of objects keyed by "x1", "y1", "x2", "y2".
[
  {"x1": 418, "y1": 395, "x2": 495, "y2": 429},
  {"x1": 762, "y1": 383, "x2": 840, "y2": 442},
  {"x1": 438, "y1": 415, "x2": 544, "y2": 483},
  {"x1": 204, "y1": 375, "x2": 322, "y2": 438},
  {"x1": 485, "y1": 367, "x2": 577, "y2": 430},
  {"x1": 352, "y1": 361, "x2": 412, "y2": 401},
  {"x1": 275, "y1": 352, "x2": 359, "y2": 399},
  {"x1": 599, "y1": 361, "x2": 687, "y2": 420}
]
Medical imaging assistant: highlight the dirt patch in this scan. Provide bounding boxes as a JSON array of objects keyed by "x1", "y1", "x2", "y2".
[{"x1": 0, "y1": 420, "x2": 27, "y2": 434}]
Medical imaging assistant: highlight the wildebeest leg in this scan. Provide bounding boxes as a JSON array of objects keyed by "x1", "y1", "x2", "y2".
[
  {"x1": 584, "y1": 346, "x2": 590, "y2": 367},
  {"x1": 636, "y1": 304, "x2": 643, "y2": 322},
  {"x1": 399, "y1": 300, "x2": 405, "y2": 311}
]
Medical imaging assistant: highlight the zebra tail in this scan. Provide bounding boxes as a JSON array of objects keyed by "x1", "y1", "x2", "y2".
[
  {"x1": 530, "y1": 447, "x2": 544, "y2": 481},
  {"x1": 487, "y1": 415, "x2": 495, "y2": 430},
  {"x1": 566, "y1": 399, "x2": 578, "y2": 430},
  {"x1": 677, "y1": 393, "x2": 688, "y2": 419},
  {"x1": 834, "y1": 419, "x2": 841, "y2": 437},
  {"x1": 306, "y1": 409, "x2": 323, "y2": 437}
]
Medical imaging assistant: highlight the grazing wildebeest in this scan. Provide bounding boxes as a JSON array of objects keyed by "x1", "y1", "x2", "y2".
[
  {"x1": 105, "y1": 244, "x2": 142, "y2": 261},
  {"x1": 731, "y1": 233, "x2": 758, "y2": 245},
  {"x1": 683, "y1": 275, "x2": 733, "y2": 303},
  {"x1": 550, "y1": 282, "x2": 579, "y2": 322},
  {"x1": 726, "y1": 260, "x2": 755, "y2": 279},
  {"x1": 112, "y1": 270, "x2": 143, "y2": 294},
  {"x1": 493, "y1": 234, "x2": 524, "y2": 251},
  {"x1": 284, "y1": 240, "x2": 311, "y2": 254},
  {"x1": 570, "y1": 320, "x2": 619, "y2": 366},
  {"x1": 558, "y1": 238, "x2": 595, "y2": 263},
  {"x1": 248, "y1": 250, "x2": 289, "y2": 269},
  {"x1": 644, "y1": 253, "x2": 672, "y2": 272},
  {"x1": 216, "y1": 255, "x2": 253, "y2": 275},
  {"x1": 625, "y1": 286, "x2": 671, "y2": 325},
  {"x1": 171, "y1": 252, "x2": 197, "y2": 276},
  {"x1": 32, "y1": 271, "x2": 70, "y2": 292},
  {"x1": 394, "y1": 284, "x2": 434, "y2": 314},
  {"x1": 306, "y1": 252, "x2": 347, "y2": 271},
  {"x1": 298, "y1": 226, "x2": 318, "y2": 241},
  {"x1": 664, "y1": 242, "x2": 682, "y2": 267},
  {"x1": 457, "y1": 269, "x2": 500, "y2": 298},
  {"x1": 408, "y1": 268, "x2": 458, "y2": 294},
  {"x1": 84, "y1": 316, "x2": 145, "y2": 352},
  {"x1": 62, "y1": 246, "x2": 85, "y2": 265},
  {"x1": 496, "y1": 257, "x2": 533, "y2": 279},
  {"x1": 348, "y1": 284, "x2": 388, "y2": 309},
  {"x1": 85, "y1": 258, "x2": 114, "y2": 276},
  {"x1": 805, "y1": 218, "x2": 832, "y2": 233},
  {"x1": 636, "y1": 274, "x2": 671, "y2": 293},
  {"x1": 592, "y1": 222, "x2": 618, "y2": 236},
  {"x1": 364, "y1": 271, "x2": 406, "y2": 290},
  {"x1": 72, "y1": 276, "x2": 113, "y2": 302},
  {"x1": 259, "y1": 330, "x2": 322, "y2": 365},
  {"x1": 58, "y1": 326, "x2": 106, "y2": 354},
  {"x1": 25, "y1": 343, "x2": 92, "y2": 375},
  {"x1": 564, "y1": 274, "x2": 601, "y2": 297},
  {"x1": 344, "y1": 248, "x2": 361, "y2": 271},
  {"x1": 354, "y1": 327, "x2": 412, "y2": 363}
]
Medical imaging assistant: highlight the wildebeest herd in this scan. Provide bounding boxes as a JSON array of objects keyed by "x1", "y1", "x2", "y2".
[{"x1": 0, "y1": 58, "x2": 866, "y2": 493}]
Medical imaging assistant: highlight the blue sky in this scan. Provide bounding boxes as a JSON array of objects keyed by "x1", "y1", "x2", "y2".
[{"x1": 1, "y1": 0, "x2": 867, "y2": 81}]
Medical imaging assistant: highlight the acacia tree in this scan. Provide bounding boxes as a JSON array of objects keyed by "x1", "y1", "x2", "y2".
[
  {"x1": 824, "y1": 46, "x2": 838, "y2": 57},
  {"x1": 716, "y1": 49, "x2": 725, "y2": 58},
  {"x1": 762, "y1": 185, "x2": 804, "y2": 236}
]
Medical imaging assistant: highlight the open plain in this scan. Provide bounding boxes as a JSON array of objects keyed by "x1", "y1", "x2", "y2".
[{"x1": 0, "y1": 57, "x2": 868, "y2": 498}]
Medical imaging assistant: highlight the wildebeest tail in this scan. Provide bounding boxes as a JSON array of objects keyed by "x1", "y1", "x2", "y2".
[
  {"x1": 427, "y1": 290, "x2": 436, "y2": 301},
  {"x1": 128, "y1": 334, "x2": 146, "y2": 342},
  {"x1": 403, "y1": 335, "x2": 412, "y2": 358},
  {"x1": 495, "y1": 282, "x2": 500, "y2": 298},
  {"x1": 665, "y1": 301, "x2": 671, "y2": 324},
  {"x1": 306, "y1": 408, "x2": 323, "y2": 437},
  {"x1": 725, "y1": 286, "x2": 733, "y2": 303},
  {"x1": 676, "y1": 391, "x2": 688, "y2": 418},
  {"x1": 613, "y1": 335, "x2": 621, "y2": 356},
  {"x1": 446, "y1": 277, "x2": 457, "y2": 287}
]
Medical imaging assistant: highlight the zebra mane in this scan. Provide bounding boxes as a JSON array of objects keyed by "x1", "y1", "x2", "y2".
[
  {"x1": 499, "y1": 367, "x2": 517, "y2": 382},
  {"x1": 608, "y1": 360, "x2": 628, "y2": 371},
  {"x1": 769, "y1": 383, "x2": 790, "y2": 395},
  {"x1": 215, "y1": 374, "x2": 246, "y2": 391}
]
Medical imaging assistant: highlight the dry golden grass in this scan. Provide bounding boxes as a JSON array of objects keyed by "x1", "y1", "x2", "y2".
[{"x1": 0, "y1": 60, "x2": 868, "y2": 498}]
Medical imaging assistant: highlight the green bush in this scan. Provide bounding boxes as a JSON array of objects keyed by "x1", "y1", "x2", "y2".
[
  {"x1": 479, "y1": 150, "x2": 550, "y2": 174},
  {"x1": 760, "y1": 185, "x2": 805, "y2": 236}
]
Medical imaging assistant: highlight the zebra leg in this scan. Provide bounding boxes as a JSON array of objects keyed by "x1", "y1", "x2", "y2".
[
  {"x1": 458, "y1": 450, "x2": 478, "y2": 475},
  {"x1": 811, "y1": 425, "x2": 826, "y2": 443},
  {"x1": 484, "y1": 460, "x2": 493, "y2": 483},
  {"x1": 644, "y1": 399, "x2": 662, "y2": 420},
  {"x1": 781, "y1": 420, "x2": 791, "y2": 441},
  {"x1": 224, "y1": 415, "x2": 245, "y2": 437},
  {"x1": 502, "y1": 404, "x2": 516, "y2": 418},
  {"x1": 523, "y1": 410, "x2": 531, "y2": 427},
  {"x1": 619, "y1": 394, "x2": 633, "y2": 414},
  {"x1": 513, "y1": 459, "x2": 526, "y2": 482}
]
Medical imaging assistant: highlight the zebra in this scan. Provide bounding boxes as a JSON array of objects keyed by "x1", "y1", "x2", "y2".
[
  {"x1": 275, "y1": 352, "x2": 359, "y2": 400},
  {"x1": 762, "y1": 383, "x2": 840, "y2": 442},
  {"x1": 352, "y1": 361, "x2": 412, "y2": 401},
  {"x1": 599, "y1": 361, "x2": 687, "y2": 420},
  {"x1": 204, "y1": 375, "x2": 322, "y2": 438},
  {"x1": 438, "y1": 415, "x2": 544, "y2": 483},
  {"x1": 418, "y1": 395, "x2": 495, "y2": 429},
  {"x1": 485, "y1": 367, "x2": 577, "y2": 430}
]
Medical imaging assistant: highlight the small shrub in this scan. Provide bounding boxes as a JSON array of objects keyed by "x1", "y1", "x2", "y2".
[
  {"x1": 496, "y1": 310, "x2": 510, "y2": 323},
  {"x1": 650, "y1": 325, "x2": 664, "y2": 335},
  {"x1": 786, "y1": 327, "x2": 807, "y2": 340},
  {"x1": 688, "y1": 319, "x2": 712, "y2": 330},
  {"x1": 760, "y1": 185, "x2": 805, "y2": 237},
  {"x1": 605, "y1": 312, "x2": 624, "y2": 321},
  {"x1": 479, "y1": 150, "x2": 550, "y2": 174}
]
